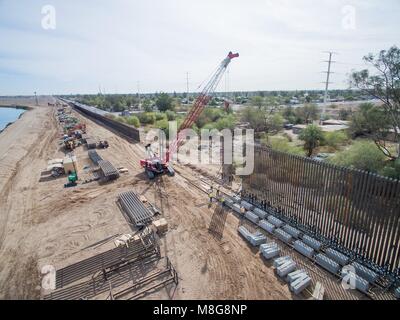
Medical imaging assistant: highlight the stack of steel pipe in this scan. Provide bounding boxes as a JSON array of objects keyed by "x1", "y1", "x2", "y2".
[
  {"x1": 119, "y1": 191, "x2": 154, "y2": 226},
  {"x1": 88, "y1": 150, "x2": 102, "y2": 165},
  {"x1": 98, "y1": 160, "x2": 120, "y2": 180}
]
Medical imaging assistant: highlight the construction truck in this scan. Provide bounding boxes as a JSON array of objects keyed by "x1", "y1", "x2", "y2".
[
  {"x1": 63, "y1": 155, "x2": 79, "y2": 188},
  {"x1": 65, "y1": 172, "x2": 78, "y2": 188}
]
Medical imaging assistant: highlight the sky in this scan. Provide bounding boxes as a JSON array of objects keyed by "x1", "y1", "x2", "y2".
[{"x1": 0, "y1": 0, "x2": 399, "y2": 95}]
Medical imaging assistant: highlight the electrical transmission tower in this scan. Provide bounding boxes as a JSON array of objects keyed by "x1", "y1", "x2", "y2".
[
  {"x1": 34, "y1": 91, "x2": 38, "y2": 106},
  {"x1": 186, "y1": 72, "x2": 190, "y2": 103},
  {"x1": 321, "y1": 51, "x2": 337, "y2": 122}
]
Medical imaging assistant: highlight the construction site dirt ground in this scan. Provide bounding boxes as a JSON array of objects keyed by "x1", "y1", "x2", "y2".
[{"x1": 0, "y1": 99, "x2": 364, "y2": 300}]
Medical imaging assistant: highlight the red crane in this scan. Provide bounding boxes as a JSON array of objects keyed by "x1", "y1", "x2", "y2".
[{"x1": 140, "y1": 51, "x2": 239, "y2": 180}]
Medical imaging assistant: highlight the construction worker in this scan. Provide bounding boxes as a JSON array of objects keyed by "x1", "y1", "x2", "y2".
[
  {"x1": 208, "y1": 186, "x2": 214, "y2": 206},
  {"x1": 219, "y1": 195, "x2": 226, "y2": 207}
]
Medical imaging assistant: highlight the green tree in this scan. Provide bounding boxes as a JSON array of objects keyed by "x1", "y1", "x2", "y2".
[
  {"x1": 266, "y1": 113, "x2": 284, "y2": 134},
  {"x1": 282, "y1": 106, "x2": 298, "y2": 124},
  {"x1": 299, "y1": 125, "x2": 324, "y2": 157},
  {"x1": 156, "y1": 93, "x2": 174, "y2": 112},
  {"x1": 330, "y1": 141, "x2": 386, "y2": 173},
  {"x1": 251, "y1": 96, "x2": 264, "y2": 109},
  {"x1": 349, "y1": 103, "x2": 393, "y2": 158},
  {"x1": 295, "y1": 104, "x2": 319, "y2": 124},
  {"x1": 241, "y1": 106, "x2": 266, "y2": 132},
  {"x1": 142, "y1": 98, "x2": 153, "y2": 112},
  {"x1": 351, "y1": 46, "x2": 400, "y2": 160}
]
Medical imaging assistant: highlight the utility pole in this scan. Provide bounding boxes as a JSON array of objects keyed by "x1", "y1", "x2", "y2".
[
  {"x1": 34, "y1": 91, "x2": 38, "y2": 106},
  {"x1": 137, "y1": 81, "x2": 141, "y2": 109},
  {"x1": 321, "y1": 51, "x2": 336, "y2": 123},
  {"x1": 186, "y1": 72, "x2": 190, "y2": 104}
]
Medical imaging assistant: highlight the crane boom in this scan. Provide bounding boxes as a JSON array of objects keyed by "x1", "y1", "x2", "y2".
[{"x1": 166, "y1": 51, "x2": 239, "y2": 162}]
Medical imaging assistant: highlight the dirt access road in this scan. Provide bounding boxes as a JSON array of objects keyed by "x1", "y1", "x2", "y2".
[{"x1": 0, "y1": 99, "x2": 295, "y2": 300}]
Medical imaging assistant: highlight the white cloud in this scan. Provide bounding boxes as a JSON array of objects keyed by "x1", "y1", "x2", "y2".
[{"x1": 0, "y1": 0, "x2": 399, "y2": 95}]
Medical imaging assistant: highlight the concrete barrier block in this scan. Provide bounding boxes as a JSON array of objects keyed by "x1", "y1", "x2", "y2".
[
  {"x1": 294, "y1": 240, "x2": 315, "y2": 259},
  {"x1": 232, "y1": 204, "x2": 242, "y2": 214},
  {"x1": 302, "y1": 235, "x2": 322, "y2": 251},
  {"x1": 273, "y1": 256, "x2": 292, "y2": 268},
  {"x1": 341, "y1": 269, "x2": 370, "y2": 294},
  {"x1": 277, "y1": 261, "x2": 297, "y2": 277},
  {"x1": 290, "y1": 275, "x2": 312, "y2": 295},
  {"x1": 232, "y1": 195, "x2": 241, "y2": 203},
  {"x1": 274, "y1": 228, "x2": 293, "y2": 244},
  {"x1": 245, "y1": 211, "x2": 260, "y2": 224},
  {"x1": 315, "y1": 254, "x2": 340, "y2": 275},
  {"x1": 260, "y1": 243, "x2": 280, "y2": 260},
  {"x1": 287, "y1": 270, "x2": 307, "y2": 283},
  {"x1": 325, "y1": 248, "x2": 350, "y2": 266},
  {"x1": 258, "y1": 220, "x2": 275, "y2": 234},
  {"x1": 267, "y1": 215, "x2": 284, "y2": 228},
  {"x1": 248, "y1": 232, "x2": 266, "y2": 246},
  {"x1": 238, "y1": 226, "x2": 251, "y2": 241},
  {"x1": 241, "y1": 201, "x2": 253, "y2": 211},
  {"x1": 253, "y1": 207, "x2": 268, "y2": 219},
  {"x1": 395, "y1": 287, "x2": 400, "y2": 299},
  {"x1": 283, "y1": 225, "x2": 302, "y2": 238},
  {"x1": 351, "y1": 262, "x2": 379, "y2": 284}
]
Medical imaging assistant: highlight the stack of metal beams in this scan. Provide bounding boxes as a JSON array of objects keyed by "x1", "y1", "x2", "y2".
[
  {"x1": 88, "y1": 150, "x2": 103, "y2": 165},
  {"x1": 119, "y1": 191, "x2": 154, "y2": 226},
  {"x1": 98, "y1": 160, "x2": 120, "y2": 180}
]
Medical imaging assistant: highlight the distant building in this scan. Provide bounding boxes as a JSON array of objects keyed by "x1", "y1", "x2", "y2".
[{"x1": 292, "y1": 125, "x2": 308, "y2": 134}]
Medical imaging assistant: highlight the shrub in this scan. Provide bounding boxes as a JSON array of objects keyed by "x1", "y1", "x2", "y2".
[
  {"x1": 155, "y1": 119, "x2": 170, "y2": 138},
  {"x1": 126, "y1": 115, "x2": 140, "y2": 128},
  {"x1": 115, "y1": 116, "x2": 127, "y2": 124},
  {"x1": 323, "y1": 131, "x2": 349, "y2": 149},
  {"x1": 215, "y1": 115, "x2": 236, "y2": 130},
  {"x1": 380, "y1": 159, "x2": 400, "y2": 179},
  {"x1": 155, "y1": 112, "x2": 166, "y2": 121},
  {"x1": 166, "y1": 110, "x2": 177, "y2": 121},
  {"x1": 138, "y1": 112, "x2": 156, "y2": 125},
  {"x1": 268, "y1": 136, "x2": 305, "y2": 156},
  {"x1": 282, "y1": 132, "x2": 293, "y2": 142},
  {"x1": 329, "y1": 140, "x2": 386, "y2": 173}
]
